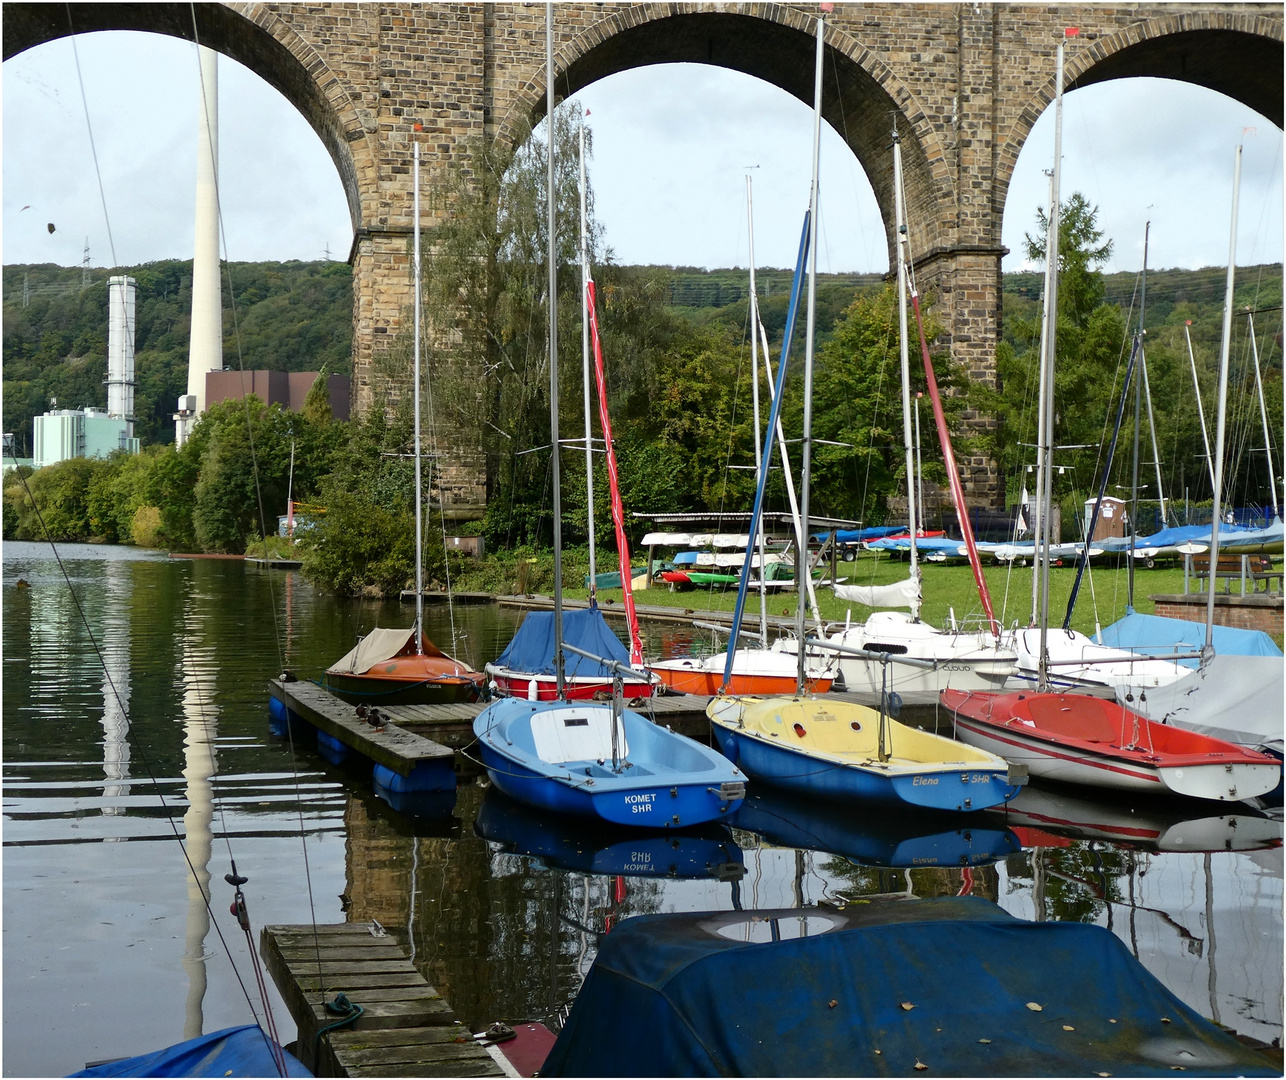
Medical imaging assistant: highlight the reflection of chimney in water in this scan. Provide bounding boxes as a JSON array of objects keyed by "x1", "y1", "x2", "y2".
[
  {"x1": 179, "y1": 597, "x2": 218, "y2": 1041},
  {"x1": 100, "y1": 560, "x2": 132, "y2": 818},
  {"x1": 176, "y1": 45, "x2": 222, "y2": 447}
]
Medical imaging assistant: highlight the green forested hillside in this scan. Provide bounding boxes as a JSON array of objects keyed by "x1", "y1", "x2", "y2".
[
  {"x1": 3, "y1": 260, "x2": 352, "y2": 450},
  {"x1": 3, "y1": 257, "x2": 1279, "y2": 472}
]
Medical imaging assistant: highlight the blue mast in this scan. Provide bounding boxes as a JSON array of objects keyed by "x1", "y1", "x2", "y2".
[{"x1": 719, "y1": 213, "x2": 811, "y2": 693}]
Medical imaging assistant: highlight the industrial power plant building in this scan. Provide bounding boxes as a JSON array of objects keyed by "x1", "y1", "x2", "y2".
[
  {"x1": 30, "y1": 273, "x2": 140, "y2": 471},
  {"x1": 33, "y1": 408, "x2": 139, "y2": 470}
]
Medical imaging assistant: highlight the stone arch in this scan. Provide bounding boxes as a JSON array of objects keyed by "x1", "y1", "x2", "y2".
[
  {"x1": 995, "y1": 12, "x2": 1283, "y2": 236},
  {"x1": 2, "y1": 2, "x2": 372, "y2": 232},
  {"x1": 492, "y1": 3, "x2": 952, "y2": 274}
]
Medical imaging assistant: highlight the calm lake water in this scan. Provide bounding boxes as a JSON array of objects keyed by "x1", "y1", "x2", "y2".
[{"x1": 3, "y1": 541, "x2": 1281, "y2": 1077}]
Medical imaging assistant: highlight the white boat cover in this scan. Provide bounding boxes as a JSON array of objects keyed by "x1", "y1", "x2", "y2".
[
  {"x1": 1131, "y1": 654, "x2": 1285, "y2": 755},
  {"x1": 640, "y1": 532, "x2": 692, "y2": 546},
  {"x1": 328, "y1": 626, "x2": 446, "y2": 674},
  {"x1": 833, "y1": 575, "x2": 921, "y2": 610}
]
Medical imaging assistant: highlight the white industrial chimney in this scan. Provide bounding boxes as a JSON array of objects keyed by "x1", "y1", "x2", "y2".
[
  {"x1": 176, "y1": 45, "x2": 222, "y2": 447},
  {"x1": 106, "y1": 275, "x2": 136, "y2": 435}
]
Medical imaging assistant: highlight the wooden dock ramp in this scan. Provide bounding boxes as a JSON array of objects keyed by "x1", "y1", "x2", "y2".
[{"x1": 261, "y1": 921, "x2": 506, "y2": 1077}]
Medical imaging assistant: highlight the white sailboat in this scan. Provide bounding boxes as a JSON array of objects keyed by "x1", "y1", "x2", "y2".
[
  {"x1": 998, "y1": 50, "x2": 1189, "y2": 700},
  {"x1": 707, "y1": 12, "x2": 1022, "y2": 814},
  {"x1": 1119, "y1": 144, "x2": 1284, "y2": 781},
  {"x1": 815, "y1": 117, "x2": 1017, "y2": 695},
  {"x1": 943, "y1": 49, "x2": 1278, "y2": 805}
]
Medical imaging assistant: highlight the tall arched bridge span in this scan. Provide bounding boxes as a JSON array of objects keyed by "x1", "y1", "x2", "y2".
[{"x1": 6, "y1": 3, "x2": 1281, "y2": 511}]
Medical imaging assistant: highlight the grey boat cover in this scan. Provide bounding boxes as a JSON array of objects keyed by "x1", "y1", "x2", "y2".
[
  {"x1": 1133, "y1": 653, "x2": 1284, "y2": 755},
  {"x1": 328, "y1": 627, "x2": 448, "y2": 675}
]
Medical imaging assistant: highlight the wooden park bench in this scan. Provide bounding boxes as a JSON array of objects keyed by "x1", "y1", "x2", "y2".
[{"x1": 1185, "y1": 552, "x2": 1282, "y2": 596}]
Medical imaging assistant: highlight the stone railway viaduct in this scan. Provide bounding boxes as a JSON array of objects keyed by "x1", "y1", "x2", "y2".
[{"x1": 6, "y1": 3, "x2": 1283, "y2": 515}]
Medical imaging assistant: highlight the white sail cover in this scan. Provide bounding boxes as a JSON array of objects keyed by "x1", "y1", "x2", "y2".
[
  {"x1": 1131, "y1": 654, "x2": 1284, "y2": 755},
  {"x1": 833, "y1": 575, "x2": 921, "y2": 610},
  {"x1": 328, "y1": 627, "x2": 418, "y2": 674}
]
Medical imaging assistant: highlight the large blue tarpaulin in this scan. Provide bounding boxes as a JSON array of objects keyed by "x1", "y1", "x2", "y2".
[
  {"x1": 493, "y1": 606, "x2": 632, "y2": 678},
  {"x1": 71, "y1": 1026, "x2": 310, "y2": 1077},
  {"x1": 542, "y1": 897, "x2": 1276, "y2": 1077},
  {"x1": 1095, "y1": 611, "x2": 1281, "y2": 667},
  {"x1": 815, "y1": 526, "x2": 905, "y2": 544}
]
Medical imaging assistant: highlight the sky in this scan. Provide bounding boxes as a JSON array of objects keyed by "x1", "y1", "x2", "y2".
[{"x1": 3, "y1": 30, "x2": 1282, "y2": 278}]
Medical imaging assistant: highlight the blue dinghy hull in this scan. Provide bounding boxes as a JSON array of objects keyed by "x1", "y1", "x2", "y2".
[
  {"x1": 474, "y1": 697, "x2": 745, "y2": 828},
  {"x1": 542, "y1": 897, "x2": 1278, "y2": 1078},
  {"x1": 710, "y1": 722, "x2": 1019, "y2": 812}
]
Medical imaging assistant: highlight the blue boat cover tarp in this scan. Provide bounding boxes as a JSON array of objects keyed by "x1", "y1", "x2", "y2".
[
  {"x1": 71, "y1": 1025, "x2": 310, "y2": 1077},
  {"x1": 816, "y1": 526, "x2": 905, "y2": 544},
  {"x1": 1094, "y1": 523, "x2": 1240, "y2": 552},
  {"x1": 494, "y1": 606, "x2": 632, "y2": 678},
  {"x1": 1095, "y1": 611, "x2": 1282, "y2": 667},
  {"x1": 866, "y1": 536, "x2": 966, "y2": 556},
  {"x1": 542, "y1": 897, "x2": 1276, "y2": 1077}
]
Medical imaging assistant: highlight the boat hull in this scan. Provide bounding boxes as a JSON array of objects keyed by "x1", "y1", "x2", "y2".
[
  {"x1": 784, "y1": 613, "x2": 1016, "y2": 693},
  {"x1": 649, "y1": 649, "x2": 833, "y2": 696},
  {"x1": 473, "y1": 698, "x2": 745, "y2": 828},
  {"x1": 707, "y1": 696, "x2": 1021, "y2": 812},
  {"x1": 487, "y1": 666, "x2": 656, "y2": 701},
  {"x1": 323, "y1": 668, "x2": 483, "y2": 706},
  {"x1": 1005, "y1": 627, "x2": 1192, "y2": 694},
  {"x1": 942, "y1": 689, "x2": 1281, "y2": 802}
]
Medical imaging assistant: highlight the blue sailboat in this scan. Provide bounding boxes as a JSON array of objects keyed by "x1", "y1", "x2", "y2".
[{"x1": 472, "y1": 22, "x2": 745, "y2": 830}]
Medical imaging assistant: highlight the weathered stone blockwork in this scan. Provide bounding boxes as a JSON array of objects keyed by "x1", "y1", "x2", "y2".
[{"x1": 7, "y1": 3, "x2": 1280, "y2": 515}]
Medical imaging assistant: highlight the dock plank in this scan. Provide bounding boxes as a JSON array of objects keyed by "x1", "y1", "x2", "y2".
[
  {"x1": 262, "y1": 922, "x2": 486, "y2": 1078},
  {"x1": 324, "y1": 1027, "x2": 512, "y2": 1077},
  {"x1": 270, "y1": 679, "x2": 453, "y2": 775}
]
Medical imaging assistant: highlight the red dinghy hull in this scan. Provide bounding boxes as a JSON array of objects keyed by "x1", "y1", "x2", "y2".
[{"x1": 940, "y1": 689, "x2": 1280, "y2": 802}]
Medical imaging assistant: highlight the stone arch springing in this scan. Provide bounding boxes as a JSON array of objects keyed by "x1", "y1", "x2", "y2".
[
  {"x1": 994, "y1": 11, "x2": 1283, "y2": 241},
  {"x1": 491, "y1": 3, "x2": 952, "y2": 277},
  {"x1": 2, "y1": 2, "x2": 372, "y2": 235}
]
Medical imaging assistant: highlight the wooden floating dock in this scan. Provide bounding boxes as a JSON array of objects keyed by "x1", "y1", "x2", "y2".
[
  {"x1": 270, "y1": 677, "x2": 963, "y2": 785},
  {"x1": 269, "y1": 679, "x2": 455, "y2": 778},
  {"x1": 261, "y1": 921, "x2": 507, "y2": 1077}
]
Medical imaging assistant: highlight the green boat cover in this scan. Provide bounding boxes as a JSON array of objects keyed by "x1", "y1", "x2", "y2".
[{"x1": 542, "y1": 896, "x2": 1275, "y2": 1077}]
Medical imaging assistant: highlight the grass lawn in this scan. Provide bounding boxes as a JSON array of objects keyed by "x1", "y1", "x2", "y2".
[{"x1": 560, "y1": 551, "x2": 1283, "y2": 646}]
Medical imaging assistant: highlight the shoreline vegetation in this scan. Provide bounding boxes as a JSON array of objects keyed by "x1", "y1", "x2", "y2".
[{"x1": 232, "y1": 536, "x2": 1286, "y2": 648}]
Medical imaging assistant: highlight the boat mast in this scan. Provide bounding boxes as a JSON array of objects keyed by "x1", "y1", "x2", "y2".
[
  {"x1": 1183, "y1": 320, "x2": 1217, "y2": 490},
  {"x1": 1245, "y1": 311, "x2": 1281, "y2": 522},
  {"x1": 547, "y1": 3, "x2": 564, "y2": 696},
  {"x1": 1128, "y1": 223, "x2": 1148, "y2": 610},
  {"x1": 795, "y1": 6, "x2": 824, "y2": 694},
  {"x1": 1206, "y1": 143, "x2": 1242, "y2": 656},
  {"x1": 579, "y1": 114, "x2": 597, "y2": 602},
  {"x1": 747, "y1": 176, "x2": 769, "y2": 647},
  {"x1": 412, "y1": 139, "x2": 425, "y2": 656},
  {"x1": 1037, "y1": 32, "x2": 1068, "y2": 691},
  {"x1": 1030, "y1": 167, "x2": 1055, "y2": 626},
  {"x1": 1140, "y1": 345, "x2": 1168, "y2": 528},
  {"x1": 891, "y1": 117, "x2": 921, "y2": 620}
]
